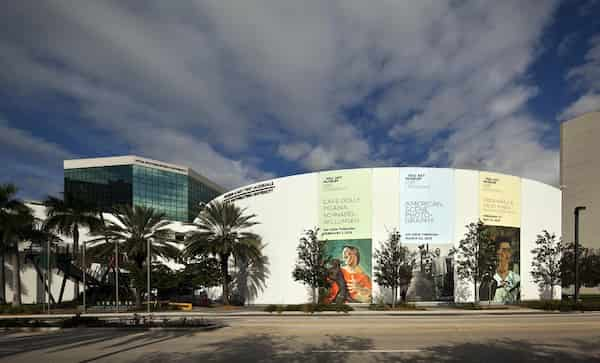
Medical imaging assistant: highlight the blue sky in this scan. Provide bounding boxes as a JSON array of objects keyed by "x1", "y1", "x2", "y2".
[{"x1": 1, "y1": 0, "x2": 599, "y2": 200}]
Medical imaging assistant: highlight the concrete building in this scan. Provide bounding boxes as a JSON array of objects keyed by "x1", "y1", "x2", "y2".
[
  {"x1": 64, "y1": 155, "x2": 224, "y2": 222},
  {"x1": 5, "y1": 156, "x2": 222, "y2": 304},
  {"x1": 560, "y1": 112, "x2": 600, "y2": 249}
]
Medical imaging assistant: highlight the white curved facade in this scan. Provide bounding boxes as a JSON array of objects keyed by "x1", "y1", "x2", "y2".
[{"x1": 216, "y1": 168, "x2": 561, "y2": 304}]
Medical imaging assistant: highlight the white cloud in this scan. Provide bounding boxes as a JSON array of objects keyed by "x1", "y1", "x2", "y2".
[
  {"x1": 0, "y1": 0, "x2": 561, "y2": 188},
  {"x1": 559, "y1": 93, "x2": 600, "y2": 120},
  {"x1": 427, "y1": 115, "x2": 559, "y2": 185},
  {"x1": 0, "y1": 118, "x2": 75, "y2": 199},
  {"x1": 567, "y1": 35, "x2": 600, "y2": 91},
  {"x1": 561, "y1": 35, "x2": 600, "y2": 121}
]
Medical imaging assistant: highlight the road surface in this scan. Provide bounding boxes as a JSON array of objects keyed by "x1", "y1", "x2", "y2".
[{"x1": 0, "y1": 313, "x2": 599, "y2": 362}]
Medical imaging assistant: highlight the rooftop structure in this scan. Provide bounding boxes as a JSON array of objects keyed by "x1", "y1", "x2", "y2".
[{"x1": 63, "y1": 155, "x2": 224, "y2": 222}]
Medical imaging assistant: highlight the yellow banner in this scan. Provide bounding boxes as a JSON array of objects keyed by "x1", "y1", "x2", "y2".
[{"x1": 479, "y1": 172, "x2": 521, "y2": 227}]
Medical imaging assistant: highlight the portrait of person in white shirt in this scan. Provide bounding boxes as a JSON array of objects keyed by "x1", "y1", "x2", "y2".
[{"x1": 492, "y1": 238, "x2": 520, "y2": 304}]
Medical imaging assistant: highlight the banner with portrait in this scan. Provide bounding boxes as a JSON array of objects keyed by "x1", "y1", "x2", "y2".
[
  {"x1": 318, "y1": 169, "x2": 372, "y2": 303},
  {"x1": 479, "y1": 226, "x2": 521, "y2": 304}
]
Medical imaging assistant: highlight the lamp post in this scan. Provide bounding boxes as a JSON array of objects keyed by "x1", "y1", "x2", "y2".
[
  {"x1": 147, "y1": 238, "x2": 151, "y2": 314},
  {"x1": 115, "y1": 240, "x2": 119, "y2": 313},
  {"x1": 574, "y1": 206, "x2": 586, "y2": 303},
  {"x1": 82, "y1": 241, "x2": 86, "y2": 314},
  {"x1": 47, "y1": 238, "x2": 51, "y2": 314}
]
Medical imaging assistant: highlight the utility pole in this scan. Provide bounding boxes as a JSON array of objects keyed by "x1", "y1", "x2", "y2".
[{"x1": 574, "y1": 206, "x2": 586, "y2": 303}]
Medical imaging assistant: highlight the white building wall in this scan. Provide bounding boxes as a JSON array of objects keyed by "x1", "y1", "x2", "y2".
[
  {"x1": 453, "y1": 169, "x2": 480, "y2": 303},
  {"x1": 521, "y1": 179, "x2": 563, "y2": 300},
  {"x1": 224, "y1": 173, "x2": 319, "y2": 304},
  {"x1": 371, "y1": 168, "x2": 401, "y2": 301}
]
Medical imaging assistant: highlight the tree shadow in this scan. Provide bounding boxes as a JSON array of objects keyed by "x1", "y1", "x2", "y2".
[
  {"x1": 409, "y1": 338, "x2": 600, "y2": 363},
  {"x1": 129, "y1": 335, "x2": 599, "y2": 363},
  {"x1": 132, "y1": 334, "x2": 378, "y2": 363},
  {"x1": 0, "y1": 328, "x2": 200, "y2": 360}
]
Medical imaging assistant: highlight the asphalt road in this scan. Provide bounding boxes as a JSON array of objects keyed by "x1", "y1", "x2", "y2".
[{"x1": 0, "y1": 313, "x2": 599, "y2": 362}]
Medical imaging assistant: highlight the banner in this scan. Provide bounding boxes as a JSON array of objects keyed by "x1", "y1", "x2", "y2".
[
  {"x1": 479, "y1": 226, "x2": 521, "y2": 304},
  {"x1": 318, "y1": 169, "x2": 372, "y2": 240},
  {"x1": 479, "y1": 172, "x2": 521, "y2": 227},
  {"x1": 400, "y1": 168, "x2": 454, "y2": 244},
  {"x1": 318, "y1": 169, "x2": 372, "y2": 303}
]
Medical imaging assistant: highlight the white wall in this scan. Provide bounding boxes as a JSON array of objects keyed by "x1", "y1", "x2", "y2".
[
  {"x1": 371, "y1": 168, "x2": 401, "y2": 301},
  {"x1": 453, "y1": 169, "x2": 480, "y2": 303},
  {"x1": 521, "y1": 179, "x2": 562, "y2": 300},
  {"x1": 224, "y1": 173, "x2": 319, "y2": 304}
]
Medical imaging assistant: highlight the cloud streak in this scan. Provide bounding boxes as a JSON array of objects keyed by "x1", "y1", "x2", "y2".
[{"x1": 0, "y1": 0, "x2": 563, "y2": 195}]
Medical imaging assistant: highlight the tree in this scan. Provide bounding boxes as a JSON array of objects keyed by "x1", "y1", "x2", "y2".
[
  {"x1": 374, "y1": 230, "x2": 415, "y2": 307},
  {"x1": 561, "y1": 243, "x2": 600, "y2": 291},
  {"x1": 88, "y1": 205, "x2": 178, "y2": 308},
  {"x1": 231, "y1": 243, "x2": 270, "y2": 305},
  {"x1": 531, "y1": 230, "x2": 563, "y2": 299},
  {"x1": 183, "y1": 200, "x2": 262, "y2": 305},
  {"x1": 452, "y1": 221, "x2": 495, "y2": 304},
  {"x1": 44, "y1": 195, "x2": 102, "y2": 299},
  {"x1": 0, "y1": 184, "x2": 30, "y2": 304},
  {"x1": 292, "y1": 228, "x2": 330, "y2": 304}
]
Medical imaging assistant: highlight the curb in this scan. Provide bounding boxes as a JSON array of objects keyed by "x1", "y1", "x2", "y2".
[{"x1": 0, "y1": 323, "x2": 226, "y2": 332}]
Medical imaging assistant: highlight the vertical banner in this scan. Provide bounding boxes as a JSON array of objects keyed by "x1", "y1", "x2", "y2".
[
  {"x1": 400, "y1": 168, "x2": 455, "y2": 244},
  {"x1": 400, "y1": 168, "x2": 455, "y2": 301},
  {"x1": 319, "y1": 169, "x2": 372, "y2": 303},
  {"x1": 479, "y1": 172, "x2": 521, "y2": 227},
  {"x1": 479, "y1": 172, "x2": 522, "y2": 303}
]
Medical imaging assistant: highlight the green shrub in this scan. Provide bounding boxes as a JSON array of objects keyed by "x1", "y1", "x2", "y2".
[
  {"x1": 0, "y1": 304, "x2": 45, "y2": 315},
  {"x1": 263, "y1": 303, "x2": 353, "y2": 313},
  {"x1": 264, "y1": 304, "x2": 277, "y2": 313},
  {"x1": 368, "y1": 303, "x2": 419, "y2": 311}
]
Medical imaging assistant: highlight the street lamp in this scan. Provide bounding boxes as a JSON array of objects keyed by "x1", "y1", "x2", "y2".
[
  {"x1": 115, "y1": 240, "x2": 119, "y2": 313},
  {"x1": 83, "y1": 241, "x2": 86, "y2": 314},
  {"x1": 47, "y1": 238, "x2": 51, "y2": 314},
  {"x1": 147, "y1": 238, "x2": 151, "y2": 314},
  {"x1": 574, "y1": 206, "x2": 586, "y2": 303}
]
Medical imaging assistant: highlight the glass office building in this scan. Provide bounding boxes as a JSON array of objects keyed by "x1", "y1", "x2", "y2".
[{"x1": 64, "y1": 156, "x2": 224, "y2": 222}]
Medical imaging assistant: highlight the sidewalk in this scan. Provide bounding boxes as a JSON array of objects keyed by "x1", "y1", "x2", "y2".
[{"x1": 0, "y1": 306, "x2": 586, "y2": 319}]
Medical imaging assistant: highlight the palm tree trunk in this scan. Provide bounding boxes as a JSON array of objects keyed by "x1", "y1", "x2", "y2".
[
  {"x1": 221, "y1": 254, "x2": 230, "y2": 305},
  {"x1": 12, "y1": 244, "x2": 21, "y2": 306},
  {"x1": 72, "y1": 225, "x2": 79, "y2": 300}
]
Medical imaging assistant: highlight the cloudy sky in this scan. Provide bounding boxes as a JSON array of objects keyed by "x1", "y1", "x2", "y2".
[{"x1": 1, "y1": 0, "x2": 599, "y2": 199}]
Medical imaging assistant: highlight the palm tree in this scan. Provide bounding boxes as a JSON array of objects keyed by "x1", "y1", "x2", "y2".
[
  {"x1": 183, "y1": 200, "x2": 263, "y2": 305},
  {"x1": 0, "y1": 184, "x2": 30, "y2": 304},
  {"x1": 43, "y1": 195, "x2": 102, "y2": 299},
  {"x1": 88, "y1": 205, "x2": 177, "y2": 308}
]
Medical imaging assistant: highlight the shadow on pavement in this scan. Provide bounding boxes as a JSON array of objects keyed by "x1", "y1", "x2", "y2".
[
  {"x1": 131, "y1": 335, "x2": 600, "y2": 363},
  {"x1": 0, "y1": 328, "x2": 198, "y2": 361}
]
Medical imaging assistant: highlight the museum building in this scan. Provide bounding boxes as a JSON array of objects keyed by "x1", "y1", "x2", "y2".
[{"x1": 216, "y1": 167, "x2": 561, "y2": 305}]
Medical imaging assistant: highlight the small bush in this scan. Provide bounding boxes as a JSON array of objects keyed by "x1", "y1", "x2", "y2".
[
  {"x1": 262, "y1": 303, "x2": 353, "y2": 314},
  {"x1": 0, "y1": 304, "x2": 45, "y2": 315},
  {"x1": 368, "y1": 303, "x2": 419, "y2": 311},
  {"x1": 264, "y1": 304, "x2": 277, "y2": 313}
]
